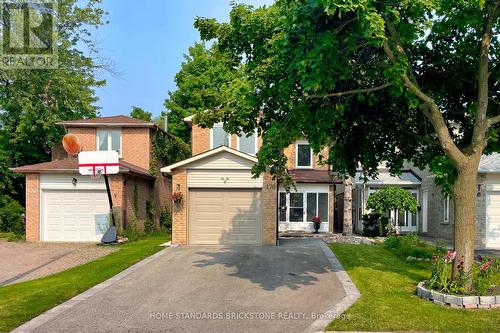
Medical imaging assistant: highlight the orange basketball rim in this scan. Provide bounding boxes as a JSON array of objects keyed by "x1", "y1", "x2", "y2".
[{"x1": 62, "y1": 133, "x2": 81, "y2": 156}]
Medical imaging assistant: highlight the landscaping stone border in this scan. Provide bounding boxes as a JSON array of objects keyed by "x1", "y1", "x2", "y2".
[{"x1": 416, "y1": 281, "x2": 500, "y2": 309}]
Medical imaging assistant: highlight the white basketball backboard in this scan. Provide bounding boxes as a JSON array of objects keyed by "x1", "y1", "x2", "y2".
[{"x1": 78, "y1": 151, "x2": 119, "y2": 176}]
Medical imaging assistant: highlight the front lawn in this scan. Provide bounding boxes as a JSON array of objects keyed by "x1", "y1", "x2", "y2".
[
  {"x1": 327, "y1": 244, "x2": 500, "y2": 333},
  {"x1": 0, "y1": 232, "x2": 169, "y2": 333}
]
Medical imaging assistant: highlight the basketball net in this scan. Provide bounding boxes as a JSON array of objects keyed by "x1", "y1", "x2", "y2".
[{"x1": 91, "y1": 168, "x2": 103, "y2": 182}]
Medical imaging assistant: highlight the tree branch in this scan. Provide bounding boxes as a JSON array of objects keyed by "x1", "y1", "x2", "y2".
[
  {"x1": 306, "y1": 82, "x2": 393, "y2": 99},
  {"x1": 382, "y1": 20, "x2": 465, "y2": 166},
  {"x1": 488, "y1": 114, "x2": 500, "y2": 127},
  {"x1": 470, "y1": 1, "x2": 499, "y2": 150}
]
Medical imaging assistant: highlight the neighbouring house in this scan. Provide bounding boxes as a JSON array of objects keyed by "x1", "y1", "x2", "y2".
[
  {"x1": 160, "y1": 116, "x2": 339, "y2": 246},
  {"x1": 11, "y1": 115, "x2": 171, "y2": 242},
  {"x1": 350, "y1": 156, "x2": 500, "y2": 250}
]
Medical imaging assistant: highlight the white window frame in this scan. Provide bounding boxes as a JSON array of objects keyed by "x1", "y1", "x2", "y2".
[
  {"x1": 443, "y1": 195, "x2": 450, "y2": 224},
  {"x1": 210, "y1": 123, "x2": 231, "y2": 149},
  {"x1": 236, "y1": 129, "x2": 258, "y2": 155},
  {"x1": 96, "y1": 128, "x2": 122, "y2": 157},
  {"x1": 295, "y1": 140, "x2": 313, "y2": 169},
  {"x1": 279, "y1": 191, "x2": 329, "y2": 223}
]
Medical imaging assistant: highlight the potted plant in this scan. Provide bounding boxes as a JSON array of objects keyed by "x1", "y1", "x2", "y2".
[
  {"x1": 312, "y1": 215, "x2": 321, "y2": 233},
  {"x1": 172, "y1": 191, "x2": 183, "y2": 203}
]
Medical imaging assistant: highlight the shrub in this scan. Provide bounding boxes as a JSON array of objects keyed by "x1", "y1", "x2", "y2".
[
  {"x1": 144, "y1": 200, "x2": 155, "y2": 233},
  {"x1": 160, "y1": 207, "x2": 171, "y2": 231},
  {"x1": 362, "y1": 213, "x2": 389, "y2": 237},
  {"x1": 383, "y1": 234, "x2": 433, "y2": 259},
  {"x1": 0, "y1": 195, "x2": 24, "y2": 234},
  {"x1": 473, "y1": 258, "x2": 499, "y2": 295}
]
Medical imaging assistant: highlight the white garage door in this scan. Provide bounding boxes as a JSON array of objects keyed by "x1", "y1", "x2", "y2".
[
  {"x1": 42, "y1": 190, "x2": 110, "y2": 242},
  {"x1": 189, "y1": 189, "x2": 261, "y2": 245},
  {"x1": 486, "y1": 191, "x2": 500, "y2": 248}
]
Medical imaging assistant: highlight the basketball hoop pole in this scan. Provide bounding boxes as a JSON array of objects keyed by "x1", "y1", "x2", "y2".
[{"x1": 103, "y1": 175, "x2": 116, "y2": 227}]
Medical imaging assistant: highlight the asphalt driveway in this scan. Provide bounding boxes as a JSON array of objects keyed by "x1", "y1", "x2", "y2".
[{"x1": 23, "y1": 239, "x2": 347, "y2": 333}]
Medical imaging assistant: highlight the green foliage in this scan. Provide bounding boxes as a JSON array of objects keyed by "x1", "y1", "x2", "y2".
[
  {"x1": 366, "y1": 187, "x2": 418, "y2": 215},
  {"x1": 144, "y1": 200, "x2": 155, "y2": 233},
  {"x1": 1, "y1": 0, "x2": 107, "y2": 203},
  {"x1": 165, "y1": 42, "x2": 237, "y2": 143},
  {"x1": 0, "y1": 195, "x2": 24, "y2": 234},
  {"x1": 130, "y1": 106, "x2": 152, "y2": 122},
  {"x1": 189, "y1": 0, "x2": 499, "y2": 187},
  {"x1": 159, "y1": 206, "x2": 172, "y2": 231},
  {"x1": 361, "y1": 213, "x2": 388, "y2": 237},
  {"x1": 384, "y1": 234, "x2": 434, "y2": 259},
  {"x1": 473, "y1": 258, "x2": 499, "y2": 295},
  {"x1": 150, "y1": 130, "x2": 191, "y2": 175},
  {"x1": 429, "y1": 156, "x2": 457, "y2": 195},
  {"x1": 327, "y1": 244, "x2": 500, "y2": 332}
]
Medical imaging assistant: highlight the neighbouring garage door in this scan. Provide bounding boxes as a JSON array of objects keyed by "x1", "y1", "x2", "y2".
[
  {"x1": 189, "y1": 189, "x2": 262, "y2": 245},
  {"x1": 486, "y1": 191, "x2": 500, "y2": 248},
  {"x1": 42, "y1": 190, "x2": 110, "y2": 242}
]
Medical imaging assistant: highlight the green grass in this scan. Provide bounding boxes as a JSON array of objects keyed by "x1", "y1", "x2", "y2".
[
  {"x1": 0, "y1": 232, "x2": 170, "y2": 332},
  {"x1": 327, "y1": 244, "x2": 500, "y2": 332}
]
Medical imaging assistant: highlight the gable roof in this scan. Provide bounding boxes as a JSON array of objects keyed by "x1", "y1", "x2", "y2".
[
  {"x1": 161, "y1": 146, "x2": 258, "y2": 174},
  {"x1": 10, "y1": 158, "x2": 154, "y2": 179},
  {"x1": 58, "y1": 115, "x2": 157, "y2": 128},
  {"x1": 479, "y1": 153, "x2": 500, "y2": 173}
]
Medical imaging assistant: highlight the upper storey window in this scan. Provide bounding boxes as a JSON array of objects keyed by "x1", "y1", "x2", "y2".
[
  {"x1": 210, "y1": 123, "x2": 230, "y2": 148},
  {"x1": 238, "y1": 130, "x2": 257, "y2": 155},
  {"x1": 97, "y1": 129, "x2": 121, "y2": 156},
  {"x1": 296, "y1": 141, "x2": 312, "y2": 168}
]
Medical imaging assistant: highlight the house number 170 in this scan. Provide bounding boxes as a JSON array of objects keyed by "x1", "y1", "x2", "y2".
[{"x1": 266, "y1": 184, "x2": 276, "y2": 190}]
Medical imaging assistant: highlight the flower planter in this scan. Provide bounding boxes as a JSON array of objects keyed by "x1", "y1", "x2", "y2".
[{"x1": 416, "y1": 281, "x2": 500, "y2": 309}]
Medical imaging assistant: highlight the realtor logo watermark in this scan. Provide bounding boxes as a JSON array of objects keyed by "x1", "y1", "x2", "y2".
[{"x1": 0, "y1": 0, "x2": 58, "y2": 69}]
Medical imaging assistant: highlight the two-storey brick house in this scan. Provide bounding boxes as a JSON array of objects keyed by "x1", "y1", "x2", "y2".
[
  {"x1": 160, "y1": 116, "x2": 338, "y2": 246},
  {"x1": 12, "y1": 115, "x2": 170, "y2": 242}
]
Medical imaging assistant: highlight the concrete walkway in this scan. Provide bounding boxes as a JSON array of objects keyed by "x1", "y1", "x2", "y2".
[{"x1": 14, "y1": 239, "x2": 358, "y2": 333}]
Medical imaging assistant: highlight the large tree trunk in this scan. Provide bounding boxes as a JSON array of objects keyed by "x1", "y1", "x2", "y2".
[
  {"x1": 452, "y1": 156, "x2": 481, "y2": 289},
  {"x1": 343, "y1": 177, "x2": 353, "y2": 236}
]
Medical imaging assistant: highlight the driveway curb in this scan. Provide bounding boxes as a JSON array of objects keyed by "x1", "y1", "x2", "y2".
[
  {"x1": 304, "y1": 241, "x2": 360, "y2": 333},
  {"x1": 12, "y1": 248, "x2": 170, "y2": 333}
]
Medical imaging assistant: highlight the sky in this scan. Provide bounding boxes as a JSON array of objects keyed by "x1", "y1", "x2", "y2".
[{"x1": 94, "y1": 0, "x2": 274, "y2": 118}]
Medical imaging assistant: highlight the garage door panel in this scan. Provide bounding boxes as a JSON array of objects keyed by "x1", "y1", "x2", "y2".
[
  {"x1": 189, "y1": 189, "x2": 261, "y2": 245},
  {"x1": 43, "y1": 190, "x2": 110, "y2": 242}
]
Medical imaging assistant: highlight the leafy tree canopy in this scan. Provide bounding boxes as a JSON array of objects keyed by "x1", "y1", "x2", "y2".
[
  {"x1": 367, "y1": 187, "x2": 418, "y2": 215},
  {"x1": 192, "y1": 0, "x2": 499, "y2": 184},
  {"x1": 130, "y1": 106, "x2": 152, "y2": 122},
  {"x1": 1, "y1": 0, "x2": 108, "y2": 201},
  {"x1": 164, "y1": 42, "x2": 237, "y2": 143}
]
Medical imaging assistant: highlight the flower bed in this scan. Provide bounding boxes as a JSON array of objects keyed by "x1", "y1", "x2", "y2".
[{"x1": 417, "y1": 281, "x2": 500, "y2": 309}]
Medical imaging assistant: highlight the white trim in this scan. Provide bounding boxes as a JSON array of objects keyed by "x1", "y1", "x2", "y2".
[
  {"x1": 161, "y1": 146, "x2": 258, "y2": 174},
  {"x1": 96, "y1": 128, "x2": 122, "y2": 158},
  {"x1": 422, "y1": 190, "x2": 428, "y2": 233},
  {"x1": 183, "y1": 114, "x2": 195, "y2": 123},
  {"x1": 295, "y1": 140, "x2": 313, "y2": 169},
  {"x1": 209, "y1": 123, "x2": 231, "y2": 150},
  {"x1": 236, "y1": 129, "x2": 258, "y2": 156}
]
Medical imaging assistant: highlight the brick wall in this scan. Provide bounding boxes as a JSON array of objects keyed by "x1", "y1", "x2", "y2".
[
  {"x1": 25, "y1": 174, "x2": 40, "y2": 241},
  {"x1": 121, "y1": 128, "x2": 151, "y2": 170},
  {"x1": 172, "y1": 169, "x2": 188, "y2": 244},
  {"x1": 67, "y1": 127, "x2": 96, "y2": 152},
  {"x1": 192, "y1": 125, "x2": 210, "y2": 155},
  {"x1": 262, "y1": 172, "x2": 277, "y2": 245},
  {"x1": 284, "y1": 140, "x2": 329, "y2": 170},
  {"x1": 109, "y1": 174, "x2": 125, "y2": 228}
]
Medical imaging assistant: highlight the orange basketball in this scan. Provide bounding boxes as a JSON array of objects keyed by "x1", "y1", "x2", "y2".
[{"x1": 62, "y1": 134, "x2": 81, "y2": 155}]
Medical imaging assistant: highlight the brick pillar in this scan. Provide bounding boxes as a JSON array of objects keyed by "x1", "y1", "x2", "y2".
[
  {"x1": 262, "y1": 172, "x2": 277, "y2": 246},
  {"x1": 172, "y1": 169, "x2": 188, "y2": 245},
  {"x1": 25, "y1": 174, "x2": 40, "y2": 241},
  {"x1": 109, "y1": 174, "x2": 124, "y2": 229}
]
